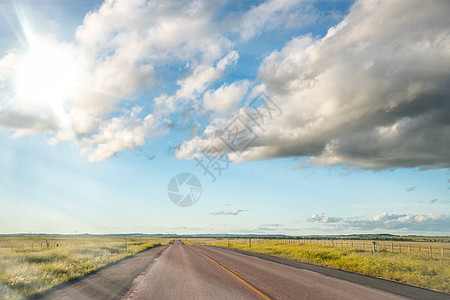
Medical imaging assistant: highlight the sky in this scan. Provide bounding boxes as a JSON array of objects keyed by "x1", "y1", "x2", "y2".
[{"x1": 0, "y1": 0, "x2": 449, "y2": 235}]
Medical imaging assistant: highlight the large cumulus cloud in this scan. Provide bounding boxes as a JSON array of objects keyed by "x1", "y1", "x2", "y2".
[
  {"x1": 1, "y1": 0, "x2": 449, "y2": 168},
  {"x1": 178, "y1": 0, "x2": 450, "y2": 169},
  {"x1": 0, "y1": 0, "x2": 310, "y2": 162}
]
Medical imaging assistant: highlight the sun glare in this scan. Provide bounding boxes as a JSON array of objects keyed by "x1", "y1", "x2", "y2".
[{"x1": 15, "y1": 41, "x2": 75, "y2": 111}]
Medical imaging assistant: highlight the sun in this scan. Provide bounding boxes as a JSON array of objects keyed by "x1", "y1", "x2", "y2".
[{"x1": 15, "y1": 39, "x2": 75, "y2": 112}]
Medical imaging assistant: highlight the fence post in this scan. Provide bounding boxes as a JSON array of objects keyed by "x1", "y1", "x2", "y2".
[
  {"x1": 249, "y1": 238, "x2": 251, "y2": 249},
  {"x1": 391, "y1": 243, "x2": 393, "y2": 252},
  {"x1": 442, "y1": 248, "x2": 444, "y2": 257},
  {"x1": 408, "y1": 244, "x2": 411, "y2": 254},
  {"x1": 399, "y1": 244, "x2": 401, "y2": 253},
  {"x1": 362, "y1": 241, "x2": 364, "y2": 249},
  {"x1": 419, "y1": 245, "x2": 421, "y2": 254},
  {"x1": 429, "y1": 246, "x2": 432, "y2": 258}
]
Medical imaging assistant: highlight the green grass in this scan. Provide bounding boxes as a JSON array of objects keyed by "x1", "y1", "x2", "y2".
[
  {"x1": 185, "y1": 238, "x2": 450, "y2": 293},
  {"x1": 0, "y1": 236, "x2": 170, "y2": 299}
]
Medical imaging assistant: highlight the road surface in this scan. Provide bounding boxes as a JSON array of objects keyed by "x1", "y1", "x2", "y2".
[
  {"x1": 36, "y1": 240, "x2": 449, "y2": 300},
  {"x1": 36, "y1": 245, "x2": 168, "y2": 300}
]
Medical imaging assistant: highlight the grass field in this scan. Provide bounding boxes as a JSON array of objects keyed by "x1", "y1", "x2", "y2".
[
  {"x1": 184, "y1": 238, "x2": 450, "y2": 293},
  {"x1": 0, "y1": 236, "x2": 171, "y2": 299}
]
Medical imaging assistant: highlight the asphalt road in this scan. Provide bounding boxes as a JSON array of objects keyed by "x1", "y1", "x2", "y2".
[
  {"x1": 35, "y1": 241, "x2": 449, "y2": 300},
  {"x1": 35, "y1": 245, "x2": 168, "y2": 300}
]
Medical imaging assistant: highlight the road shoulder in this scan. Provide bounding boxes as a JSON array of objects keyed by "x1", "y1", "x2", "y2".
[{"x1": 32, "y1": 245, "x2": 168, "y2": 300}]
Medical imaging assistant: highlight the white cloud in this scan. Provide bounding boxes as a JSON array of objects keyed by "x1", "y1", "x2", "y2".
[
  {"x1": 180, "y1": 0, "x2": 450, "y2": 170},
  {"x1": 76, "y1": 0, "x2": 230, "y2": 63},
  {"x1": 308, "y1": 212, "x2": 450, "y2": 232},
  {"x1": 65, "y1": 0, "x2": 232, "y2": 139},
  {"x1": 343, "y1": 213, "x2": 450, "y2": 231},
  {"x1": 307, "y1": 214, "x2": 342, "y2": 223},
  {"x1": 0, "y1": 109, "x2": 58, "y2": 136},
  {"x1": 210, "y1": 209, "x2": 248, "y2": 216},
  {"x1": 235, "y1": 0, "x2": 309, "y2": 41},
  {"x1": 203, "y1": 80, "x2": 250, "y2": 114},
  {"x1": 153, "y1": 51, "x2": 239, "y2": 115},
  {"x1": 0, "y1": 0, "x2": 240, "y2": 160},
  {"x1": 2, "y1": 0, "x2": 449, "y2": 167},
  {"x1": 80, "y1": 107, "x2": 164, "y2": 162},
  {"x1": 0, "y1": 52, "x2": 17, "y2": 81}
]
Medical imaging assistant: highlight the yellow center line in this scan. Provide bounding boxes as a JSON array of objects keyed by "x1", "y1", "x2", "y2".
[{"x1": 191, "y1": 246, "x2": 272, "y2": 300}]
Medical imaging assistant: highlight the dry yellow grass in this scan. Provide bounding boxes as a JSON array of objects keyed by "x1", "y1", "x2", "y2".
[{"x1": 0, "y1": 236, "x2": 171, "y2": 299}]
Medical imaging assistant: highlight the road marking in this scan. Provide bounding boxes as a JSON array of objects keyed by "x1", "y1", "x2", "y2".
[{"x1": 192, "y1": 247, "x2": 272, "y2": 300}]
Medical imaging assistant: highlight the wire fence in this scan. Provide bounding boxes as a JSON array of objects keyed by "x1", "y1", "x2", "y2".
[
  {"x1": 0, "y1": 240, "x2": 154, "y2": 251},
  {"x1": 191, "y1": 238, "x2": 450, "y2": 259}
]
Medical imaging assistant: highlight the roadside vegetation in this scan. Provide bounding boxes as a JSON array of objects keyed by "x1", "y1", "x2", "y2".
[
  {"x1": 185, "y1": 238, "x2": 450, "y2": 293},
  {"x1": 0, "y1": 236, "x2": 170, "y2": 299}
]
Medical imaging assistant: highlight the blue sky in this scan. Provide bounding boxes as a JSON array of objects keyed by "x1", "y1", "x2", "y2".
[{"x1": 0, "y1": 0, "x2": 449, "y2": 235}]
